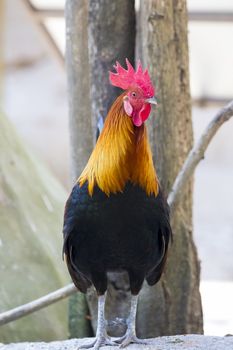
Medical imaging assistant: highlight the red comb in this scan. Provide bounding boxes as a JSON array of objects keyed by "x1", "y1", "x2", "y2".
[{"x1": 109, "y1": 58, "x2": 155, "y2": 98}]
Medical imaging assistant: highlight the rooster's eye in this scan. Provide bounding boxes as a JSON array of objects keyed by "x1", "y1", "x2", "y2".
[{"x1": 132, "y1": 92, "x2": 136, "y2": 97}]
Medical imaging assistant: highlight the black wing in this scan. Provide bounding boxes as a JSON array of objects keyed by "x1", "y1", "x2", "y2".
[
  {"x1": 63, "y1": 184, "x2": 91, "y2": 293},
  {"x1": 146, "y1": 192, "x2": 172, "y2": 286}
]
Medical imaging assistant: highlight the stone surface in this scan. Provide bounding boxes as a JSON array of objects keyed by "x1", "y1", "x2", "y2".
[
  {"x1": 0, "y1": 113, "x2": 69, "y2": 342},
  {"x1": 1, "y1": 335, "x2": 233, "y2": 350}
]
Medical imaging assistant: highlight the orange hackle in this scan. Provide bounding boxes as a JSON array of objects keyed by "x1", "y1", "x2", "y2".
[{"x1": 78, "y1": 93, "x2": 159, "y2": 197}]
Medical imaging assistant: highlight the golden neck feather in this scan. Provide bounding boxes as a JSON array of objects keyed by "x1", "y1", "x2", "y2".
[{"x1": 78, "y1": 94, "x2": 159, "y2": 196}]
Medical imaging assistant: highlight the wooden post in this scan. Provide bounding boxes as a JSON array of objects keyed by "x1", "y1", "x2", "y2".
[
  {"x1": 137, "y1": 0, "x2": 203, "y2": 335},
  {"x1": 65, "y1": 0, "x2": 94, "y2": 337}
]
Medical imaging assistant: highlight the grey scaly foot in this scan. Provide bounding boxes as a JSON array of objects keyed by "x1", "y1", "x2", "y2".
[
  {"x1": 115, "y1": 329, "x2": 147, "y2": 347},
  {"x1": 114, "y1": 295, "x2": 146, "y2": 348},
  {"x1": 78, "y1": 334, "x2": 116, "y2": 350},
  {"x1": 116, "y1": 332, "x2": 147, "y2": 348},
  {"x1": 78, "y1": 293, "x2": 116, "y2": 350}
]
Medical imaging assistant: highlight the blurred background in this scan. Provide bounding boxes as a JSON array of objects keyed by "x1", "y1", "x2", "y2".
[{"x1": 1, "y1": 0, "x2": 233, "y2": 341}]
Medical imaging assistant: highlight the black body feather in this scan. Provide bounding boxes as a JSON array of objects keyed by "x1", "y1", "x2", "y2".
[{"x1": 63, "y1": 182, "x2": 172, "y2": 295}]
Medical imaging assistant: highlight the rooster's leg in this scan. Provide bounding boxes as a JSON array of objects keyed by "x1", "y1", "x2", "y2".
[
  {"x1": 78, "y1": 293, "x2": 115, "y2": 350},
  {"x1": 115, "y1": 295, "x2": 147, "y2": 348}
]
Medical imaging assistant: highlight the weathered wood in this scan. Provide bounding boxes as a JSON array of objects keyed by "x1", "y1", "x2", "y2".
[
  {"x1": 65, "y1": 0, "x2": 94, "y2": 337},
  {"x1": 137, "y1": 0, "x2": 203, "y2": 335},
  {"x1": 66, "y1": 0, "x2": 136, "y2": 338},
  {"x1": 1, "y1": 335, "x2": 233, "y2": 350},
  {"x1": 87, "y1": 0, "x2": 135, "y2": 136},
  {"x1": 66, "y1": 0, "x2": 93, "y2": 182}
]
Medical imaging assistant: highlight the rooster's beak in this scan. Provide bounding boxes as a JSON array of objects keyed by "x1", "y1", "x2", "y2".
[{"x1": 146, "y1": 97, "x2": 157, "y2": 105}]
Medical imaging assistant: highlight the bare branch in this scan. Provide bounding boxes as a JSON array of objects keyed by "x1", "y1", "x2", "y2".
[
  {"x1": 0, "y1": 284, "x2": 77, "y2": 326},
  {"x1": 168, "y1": 100, "x2": 233, "y2": 212},
  {"x1": 0, "y1": 101, "x2": 232, "y2": 327}
]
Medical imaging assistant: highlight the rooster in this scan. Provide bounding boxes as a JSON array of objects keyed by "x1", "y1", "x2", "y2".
[{"x1": 63, "y1": 59, "x2": 172, "y2": 349}]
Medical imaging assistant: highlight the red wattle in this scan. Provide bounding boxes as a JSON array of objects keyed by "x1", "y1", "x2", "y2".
[
  {"x1": 132, "y1": 104, "x2": 151, "y2": 127},
  {"x1": 132, "y1": 113, "x2": 143, "y2": 127},
  {"x1": 140, "y1": 103, "x2": 151, "y2": 123}
]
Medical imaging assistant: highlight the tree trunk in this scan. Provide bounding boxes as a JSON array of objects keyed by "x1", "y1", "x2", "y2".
[
  {"x1": 65, "y1": 0, "x2": 136, "y2": 338},
  {"x1": 66, "y1": 0, "x2": 93, "y2": 182},
  {"x1": 136, "y1": 0, "x2": 203, "y2": 335},
  {"x1": 87, "y1": 0, "x2": 135, "y2": 135},
  {"x1": 65, "y1": 0, "x2": 94, "y2": 338}
]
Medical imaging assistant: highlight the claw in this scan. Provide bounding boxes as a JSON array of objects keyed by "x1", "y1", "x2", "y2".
[
  {"x1": 117, "y1": 334, "x2": 148, "y2": 348},
  {"x1": 78, "y1": 336, "x2": 116, "y2": 350},
  {"x1": 115, "y1": 329, "x2": 148, "y2": 348},
  {"x1": 114, "y1": 336, "x2": 126, "y2": 344}
]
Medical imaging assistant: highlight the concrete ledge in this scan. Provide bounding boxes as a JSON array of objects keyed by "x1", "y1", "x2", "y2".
[{"x1": 1, "y1": 335, "x2": 233, "y2": 350}]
